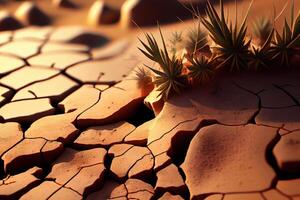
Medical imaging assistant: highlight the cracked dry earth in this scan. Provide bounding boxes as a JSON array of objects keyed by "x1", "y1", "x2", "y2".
[{"x1": 0, "y1": 26, "x2": 300, "y2": 200}]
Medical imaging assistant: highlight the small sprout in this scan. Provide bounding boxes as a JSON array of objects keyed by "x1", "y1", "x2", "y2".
[
  {"x1": 185, "y1": 22, "x2": 207, "y2": 54},
  {"x1": 169, "y1": 31, "x2": 184, "y2": 55},
  {"x1": 253, "y1": 17, "x2": 273, "y2": 45},
  {"x1": 249, "y1": 29, "x2": 274, "y2": 71},
  {"x1": 133, "y1": 66, "x2": 153, "y2": 88},
  {"x1": 139, "y1": 26, "x2": 187, "y2": 100},
  {"x1": 270, "y1": 0, "x2": 300, "y2": 67},
  {"x1": 187, "y1": 55, "x2": 215, "y2": 84},
  {"x1": 200, "y1": 0, "x2": 253, "y2": 71}
]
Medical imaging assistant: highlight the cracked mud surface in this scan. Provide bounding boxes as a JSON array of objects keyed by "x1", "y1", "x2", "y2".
[{"x1": 0, "y1": 21, "x2": 300, "y2": 200}]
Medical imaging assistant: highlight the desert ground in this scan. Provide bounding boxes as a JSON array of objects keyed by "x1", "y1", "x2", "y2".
[{"x1": 0, "y1": 0, "x2": 300, "y2": 199}]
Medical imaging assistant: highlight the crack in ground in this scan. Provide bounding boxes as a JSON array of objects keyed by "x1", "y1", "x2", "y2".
[
  {"x1": 24, "y1": 28, "x2": 55, "y2": 61},
  {"x1": 57, "y1": 55, "x2": 92, "y2": 72},
  {"x1": 7, "y1": 72, "x2": 62, "y2": 97},
  {"x1": 127, "y1": 189, "x2": 155, "y2": 195},
  {"x1": 52, "y1": 180, "x2": 82, "y2": 196},
  {"x1": 280, "y1": 128, "x2": 300, "y2": 136},
  {"x1": 274, "y1": 84, "x2": 300, "y2": 106},
  {"x1": 0, "y1": 56, "x2": 26, "y2": 79},
  {"x1": 0, "y1": 84, "x2": 103, "y2": 181},
  {"x1": 38, "y1": 139, "x2": 49, "y2": 167},
  {"x1": 0, "y1": 129, "x2": 25, "y2": 175},
  {"x1": 0, "y1": 175, "x2": 11, "y2": 186},
  {"x1": 115, "y1": 181, "x2": 155, "y2": 200},
  {"x1": 42, "y1": 179, "x2": 83, "y2": 198},
  {"x1": 147, "y1": 118, "x2": 198, "y2": 147},
  {"x1": 261, "y1": 190, "x2": 292, "y2": 200},
  {"x1": 265, "y1": 129, "x2": 281, "y2": 186},
  {"x1": 9, "y1": 84, "x2": 81, "y2": 105},
  {"x1": 73, "y1": 87, "x2": 102, "y2": 129},
  {"x1": 27, "y1": 90, "x2": 38, "y2": 98},
  {"x1": 0, "y1": 82, "x2": 16, "y2": 92},
  {"x1": 47, "y1": 162, "x2": 103, "y2": 199},
  {"x1": 110, "y1": 145, "x2": 136, "y2": 158},
  {"x1": 112, "y1": 86, "x2": 126, "y2": 91},
  {"x1": 2, "y1": 27, "x2": 300, "y2": 200},
  {"x1": 122, "y1": 127, "x2": 138, "y2": 142},
  {"x1": 1, "y1": 130, "x2": 63, "y2": 178},
  {"x1": 262, "y1": 105, "x2": 297, "y2": 109},
  {"x1": 0, "y1": 52, "x2": 27, "y2": 64},
  {"x1": 233, "y1": 81, "x2": 262, "y2": 124},
  {"x1": 125, "y1": 153, "x2": 152, "y2": 178},
  {"x1": 255, "y1": 119, "x2": 294, "y2": 133},
  {"x1": 0, "y1": 29, "x2": 144, "y2": 199}
]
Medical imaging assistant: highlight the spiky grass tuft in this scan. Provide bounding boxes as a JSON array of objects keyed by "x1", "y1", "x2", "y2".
[
  {"x1": 270, "y1": 0, "x2": 300, "y2": 67},
  {"x1": 249, "y1": 29, "x2": 274, "y2": 71},
  {"x1": 253, "y1": 17, "x2": 273, "y2": 45},
  {"x1": 139, "y1": 27, "x2": 187, "y2": 100},
  {"x1": 169, "y1": 31, "x2": 184, "y2": 55},
  {"x1": 138, "y1": 0, "x2": 300, "y2": 101},
  {"x1": 200, "y1": 0, "x2": 253, "y2": 72},
  {"x1": 133, "y1": 66, "x2": 153, "y2": 88},
  {"x1": 187, "y1": 55, "x2": 215, "y2": 84},
  {"x1": 185, "y1": 22, "x2": 207, "y2": 54}
]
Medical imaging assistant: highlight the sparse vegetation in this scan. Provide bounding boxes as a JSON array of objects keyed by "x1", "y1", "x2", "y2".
[
  {"x1": 270, "y1": 0, "x2": 300, "y2": 66},
  {"x1": 139, "y1": 27, "x2": 187, "y2": 100},
  {"x1": 133, "y1": 66, "x2": 153, "y2": 88},
  {"x1": 201, "y1": 0, "x2": 252, "y2": 72},
  {"x1": 169, "y1": 31, "x2": 184, "y2": 55},
  {"x1": 249, "y1": 29, "x2": 274, "y2": 71},
  {"x1": 187, "y1": 55, "x2": 215, "y2": 84},
  {"x1": 185, "y1": 22, "x2": 207, "y2": 54},
  {"x1": 138, "y1": 0, "x2": 300, "y2": 100},
  {"x1": 253, "y1": 17, "x2": 273, "y2": 44}
]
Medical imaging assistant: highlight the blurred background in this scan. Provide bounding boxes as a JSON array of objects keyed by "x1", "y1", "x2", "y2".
[{"x1": 0, "y1": 0, "x2": 299, "y2": 40}]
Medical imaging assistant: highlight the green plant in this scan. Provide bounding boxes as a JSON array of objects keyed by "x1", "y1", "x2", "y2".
[
  {"x1": 270, "y1": 0, "x2": 300, "y2": 66},
  {"x1": 200, "y1": 0, "x2": 253, "y2": 71},
  {"x1": 133, "y1": 66, "x2": 153, "y2": 88},
  {"x1": 187, "y1": 55, "x2": 215, "y2": 84},
  {"x1": 253, "y1": 17, "x2": 273, "y2": 44},
  {"x1": 139, "y1": 27, "x2": 187, "y2": 100}
]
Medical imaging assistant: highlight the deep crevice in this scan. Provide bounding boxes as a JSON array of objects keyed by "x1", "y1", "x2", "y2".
[
  {"x1": 168, "y1": 130, "x2": 197, "y2": 166},
  {"x1": 126, "y1": 102, "x2": 155, "y2": 127},
  {"x1": 0, "y1": 159, "x2": 4, "y2": 179},
  {"x1": 265, "y1": 132, "x2": 281, "y2": 187},
  {"x1": 104, "y1": 153, "x2": 113, "y2": 176},
  {"x1": 248, "y1": 96, "x2": 261, "y2": 124},
  {"x1": 272, "y1": 137, "x2": 300, "y2": 180},
  {"x1": 146, "y1": 170, "x2": 157, "y2": 188},
  {"x1": 0, "y1": 179, "x2": 43, "y2": 200},
  {"x1": 169, "y1": 119, "x2": 218, "y2": 166},
  {"x1": 178, "y1": 167, "x2": 190, "y2": 200}
]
